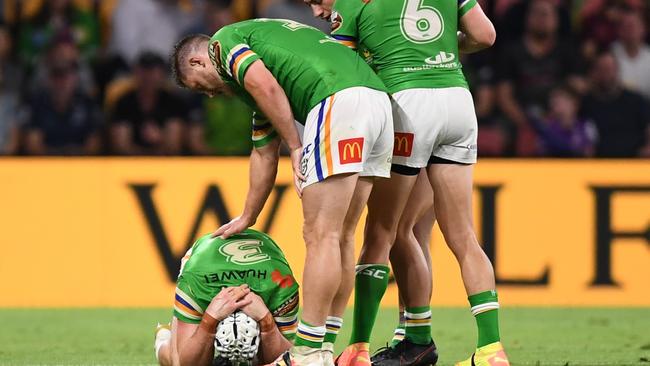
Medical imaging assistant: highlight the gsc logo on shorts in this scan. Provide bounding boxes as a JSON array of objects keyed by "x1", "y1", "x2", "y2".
[{"x1": 338, "y1": 138, "x2": 364, "y2": 164}]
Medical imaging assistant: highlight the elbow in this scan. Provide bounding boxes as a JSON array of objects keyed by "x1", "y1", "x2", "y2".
[
  {"x1": 467, "y1": 20, "x2": 496, "y2": 48},
  {"x1": 487, "y1": 28, "x2": 497, "y2": 47},
  {"x1": 247, "y1": 75, "x2": 282, "y2": 101},
  {"x1": 260, "y1": 83, "x2": 284, "y2": 102},
  {"x1": 479, "y1": 27, "x2": 497, "y2": 48}
]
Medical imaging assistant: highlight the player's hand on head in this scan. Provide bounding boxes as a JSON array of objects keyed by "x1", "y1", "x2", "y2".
[
  {"x1": 205, "y1": 285, "x2": 252, "y2": 321},
  {"x1": 290, "y1": 146, "x2": 305, "y2": 198},
  {"x1": 212, "y1": 215, "x2": 254, "y2": 239},
  {"x1": 240, "y1": 292, "x2": 271, "y2": 322}
]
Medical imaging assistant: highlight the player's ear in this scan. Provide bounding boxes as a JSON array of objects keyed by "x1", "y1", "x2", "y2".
[{"x1": 189, "y1": 57, "x2": 205, "y2": 68}]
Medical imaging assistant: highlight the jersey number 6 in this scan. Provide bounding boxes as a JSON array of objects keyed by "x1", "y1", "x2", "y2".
[{"x1": 400, "y1": 0, "x2": 444, "y2": 43}]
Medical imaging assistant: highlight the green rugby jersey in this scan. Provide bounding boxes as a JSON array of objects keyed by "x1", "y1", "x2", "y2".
[
  {"x1": 208, "y1": 19, "x2": 386, "y2": 132},
  {"x1": 331, "y1": 0, "x2": 478, "y2": 93},
  {"x1": 173, "y1": 229, "x2": 299, "y2": 338}
]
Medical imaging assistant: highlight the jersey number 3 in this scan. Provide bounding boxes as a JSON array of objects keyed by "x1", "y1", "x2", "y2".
[
  {"x1": 400, "y1": 0, "x2": 444, "y2": 43},
  {"x1": 219, "y1": 240, "x2": 271, "y2": 265}
]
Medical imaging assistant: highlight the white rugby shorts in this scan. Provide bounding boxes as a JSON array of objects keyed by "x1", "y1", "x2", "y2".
[
  {"x1": 300, "y1": 87, "x2": 393, "y2": 188},
  {"x1": 391, "y1": 87, "x2": 478, "y2": 167}
]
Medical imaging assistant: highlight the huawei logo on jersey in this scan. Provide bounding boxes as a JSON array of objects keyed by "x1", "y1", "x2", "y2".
[{"x1": 330, "y1": 12, "x2": 342, "y2": 32}]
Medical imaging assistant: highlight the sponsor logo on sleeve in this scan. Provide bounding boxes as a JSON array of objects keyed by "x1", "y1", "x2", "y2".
[
  {"x1": 330, "y1": 12, "x2": 342, "y2": 32},
  {"x1": 209, "y1": 41, "x2": 222, "y2": 71}
]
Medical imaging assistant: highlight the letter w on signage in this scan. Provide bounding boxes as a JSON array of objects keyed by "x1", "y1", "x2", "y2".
[{"x1": 129, "y1": 184, "x2": 288, "y2": 282}]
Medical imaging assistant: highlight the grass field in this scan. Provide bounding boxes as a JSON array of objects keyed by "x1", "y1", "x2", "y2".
[{"x1": 1, "y1": 308, "x2": 649, "y2": 365}]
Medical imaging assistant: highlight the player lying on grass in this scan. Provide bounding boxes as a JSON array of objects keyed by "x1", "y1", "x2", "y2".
[
  {"x1": 154, "y1": 229, "x2": 299, "y2": 366},
  {"x1": 171, "y1": 18, "x2": 393, "y2": 366},
  {"x1": 304, "y1": 0, "x2": 508, "y2": 365}
]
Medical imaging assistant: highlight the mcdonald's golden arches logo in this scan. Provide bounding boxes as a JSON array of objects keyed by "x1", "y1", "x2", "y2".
[
  {"x1": 338, "y1": 138, "x2": 364, "y2": 164},
  {"x1": 393, "y1": 132, "x2": 414, "y2": 157}
]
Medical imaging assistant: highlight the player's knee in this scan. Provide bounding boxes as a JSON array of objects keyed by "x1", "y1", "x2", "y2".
[
  {"x1": 366, "y1": 213, "x2": 400, "y2": 240},
  {"x1": 359, "y1": 226, "x2": 395, "y2": 264},
  {"x1": 339, "y1": 231, "x2": 356, "y2": 249},
  {"x1": 340, "y1": 254, "x2": 356, "y2": 274},
  {"x1": 395, "y1": 220, "x2": 416, "y2": 244},
  {"x1": 302, "y1": 222, "x2": 341, "y2": 247},
  {"x1": 444, "y1": 229, "x2": 479, "y2": 257}
]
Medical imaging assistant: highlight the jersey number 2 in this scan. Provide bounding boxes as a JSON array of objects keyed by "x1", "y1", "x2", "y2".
[
  {"x1": 219, "y1": 240, "x2": 271, "y2": 265},
  {"x1": 400, "y1": 0, "x2": 444, "y2": 43}
]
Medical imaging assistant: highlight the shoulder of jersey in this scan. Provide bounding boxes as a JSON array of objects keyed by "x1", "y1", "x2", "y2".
[{"x1": 331, "y1": 0, "x2": 372, "y2": 31}]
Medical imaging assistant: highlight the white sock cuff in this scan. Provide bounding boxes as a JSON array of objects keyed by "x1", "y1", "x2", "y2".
[
  {"x1": 404, "y1": 310, "x2": 432, "y2": 319},
  {"x1": 326, "y1": 316, "x2": 343, "y2": 325},
  {"x1": 297, "y1": 321, "x2": 326, "y2": 337},
  {"x1": 154, "y1": 343, "x2": 163, "y2": 362},
  {"x1": 470, "y1": 302, "x2": 500, "y2": 316},
  {"x1": 154, "y1": 329, "x2": 171, "y2": 362},
  {"x1": 325, "y1": 316, "x2": 343, "y2": 334}
]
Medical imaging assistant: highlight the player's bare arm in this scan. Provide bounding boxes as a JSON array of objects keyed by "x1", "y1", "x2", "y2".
[
  {"x1": 176, "y1": 286, "x2": 251, "y2": 366},
  {"x1": 458, "y1": 4, "x2": 496, "y2": 54},
  {"x1": 213, "y1": 137, "x2": 281, "y2": 239},
  {"x1": 243, "y1": 60, "x2": 306, "y2": 195},
  {"x1": 240, "y1": 292, "x2": 293, "y2": 364}
]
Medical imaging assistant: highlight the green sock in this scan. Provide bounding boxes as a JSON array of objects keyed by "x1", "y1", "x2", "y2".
[
  {"x1": 349, "y1": 264, "x2": 390, "y2": 344},
  {"x1": 404, "y1": 306, "x2": 432, "y2": 345},
  {"x1": 324, "y1": 316, "x2": 343, "y2": 346},
  {"x1": 468, "y1": 290, "x2": 501, "y2": 348},
  {"x1": 389, "y1": 311, "x2": 406, "y2": 347},
  {"x1": 295, "y1": 319, "x2": 325, "y2": 349}
]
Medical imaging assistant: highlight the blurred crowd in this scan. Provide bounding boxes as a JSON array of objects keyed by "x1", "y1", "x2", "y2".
[{"x1": 0, "y1": 0, "x2": 649, "y2": 157}]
